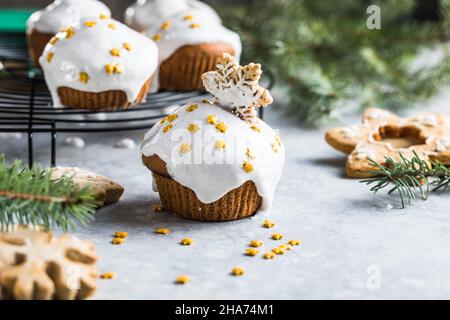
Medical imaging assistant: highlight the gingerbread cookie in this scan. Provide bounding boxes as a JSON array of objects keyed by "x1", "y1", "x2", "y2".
[
  {"x1": 325, "y1": 108, "x2": 450, "y2": 178},
  {"x1": 0, "y1": 225, "x2": 98, "y2": 300},
  {"x1": 50, "y1": 167, "x2": 124, "y2": 207}
]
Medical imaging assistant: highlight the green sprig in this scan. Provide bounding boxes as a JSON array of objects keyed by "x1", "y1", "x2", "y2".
[
  {"x1": 360, "y1": 152, "x2": 450, "y2": 208},
  {"x1": 0, "y1": 156, "x2": 97, "y2": 231}
]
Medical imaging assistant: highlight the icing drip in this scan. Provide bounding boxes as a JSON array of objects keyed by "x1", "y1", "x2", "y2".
[
  {"x1": 125, "y1": 0, "x2": 221, "y2": 32},
  {"x1": 141, "y1": 102, "x2": 285, "y2": 213},
  {"x1": 40, "y1": 17, "x2": 158, "y2": 108},
  {"x1": 27, "y1": 0, "x2": 111, "y2": 34}
]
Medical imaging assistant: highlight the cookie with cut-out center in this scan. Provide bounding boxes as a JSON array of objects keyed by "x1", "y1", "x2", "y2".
[{"x1": 325, "y1": 108, "x2": 450, "y2": 178}]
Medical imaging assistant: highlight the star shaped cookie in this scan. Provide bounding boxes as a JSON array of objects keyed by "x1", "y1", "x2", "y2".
[{"x1": 325, "y1": 108, "x2": 450, "y2": 178}]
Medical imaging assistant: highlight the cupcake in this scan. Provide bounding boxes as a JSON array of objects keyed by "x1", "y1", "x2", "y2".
[
  {"x1": 125, "y1": 0, "x2": 221, "y2": 32},
  {"x1": 141, "y1": 54, "x2": 284, "y2": 221},
  {"x1": 26, "y1": 0, "x2": 111, "y2": 67},
  {"x1": 40, "y1": 16, "x2": 158, "y2": 111},
  {"x1": 145, "y1": 6, "x2": 241, "y2": 91}
]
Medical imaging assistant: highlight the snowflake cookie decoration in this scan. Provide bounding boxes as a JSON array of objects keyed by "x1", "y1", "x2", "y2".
[
  {"x1": 201, "y1": 53, "x2": 273, "y2": 123},
  {"x1": 0, "y1": 225, "x2": 98, "y2": 300},
  {"x1": 325, "y1": 108, "x2": 450, "y2": 178}
]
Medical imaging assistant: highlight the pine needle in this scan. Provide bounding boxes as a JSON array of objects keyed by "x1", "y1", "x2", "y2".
[{"x1": 0, "y1": 156, "x2": 97, "y2": 231}]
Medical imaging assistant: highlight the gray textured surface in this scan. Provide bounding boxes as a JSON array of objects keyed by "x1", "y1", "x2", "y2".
[{"x1": 2, "y1": 92, "x2": 450, "y2": 300}]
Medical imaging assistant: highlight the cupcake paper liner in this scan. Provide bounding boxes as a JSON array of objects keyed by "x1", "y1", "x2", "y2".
[{"x1": 152, "y1": 171, "x2": 262, "y2": 221}]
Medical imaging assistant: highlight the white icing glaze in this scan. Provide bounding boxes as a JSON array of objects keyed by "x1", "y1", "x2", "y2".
[
  {"x1": 340, "y1": 126, "x2": 359, "y2": 139},
  {"x1": 27, "y1": 0, "x2": 111, "y2": 35},
  {"x1": 435, "y1": 138, "x2": 450, "y2": 152},
  {"x1": 419, "y1": 113, "x2": 438, "y2": 127},
  {"x1": 40, "y1": 17, "x2": 158, "y2": 108},
  {"x1": 125, "y1": 0, "x2": 221, "y2": 32},
  {"x1": 141, "y1": 102, "x2": 285, "y2": 213}
]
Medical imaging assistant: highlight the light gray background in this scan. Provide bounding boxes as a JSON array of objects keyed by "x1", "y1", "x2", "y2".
[{"x1": 2, "y1": 89, "x2": 450, "y2": 300}]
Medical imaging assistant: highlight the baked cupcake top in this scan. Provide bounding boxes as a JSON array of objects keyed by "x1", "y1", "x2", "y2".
[
  {"x1": 40, "y1": 16, "x2": 158, "y2": 108},
  {"x1": 125, "y1": 0, "x2": 221, "y2": 32},
  {"x1": 146, "y1": 8, "x2": 241, "y2": 65},
  {"x1": 27, "y1": 0, "x2": 111, "y2": 35},
  {"x1": 141, "y1": 54, "x2": 284, "y2": 212}
]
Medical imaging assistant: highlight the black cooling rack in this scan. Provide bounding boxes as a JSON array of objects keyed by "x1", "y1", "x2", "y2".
[{"x1": 0, "y1": 32, "x2": 271, "y2": 167}]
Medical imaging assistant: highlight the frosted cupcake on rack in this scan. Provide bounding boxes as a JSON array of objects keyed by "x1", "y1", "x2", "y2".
[
  {"x1": 141, "y1": 54, "x2": 284, "y2": 221},
  {"x1": 145, "y1": 5, "x2": 241, "y2": 91},
  {"x1": 26, "y1": 0, "x2": 111, "y2": 66},
  {"x1": 125, "y1": 0, "x2": 221, "y2": 32},
  {"x1": 40, "y1": 16, "x2": 158, "y2": 111}
]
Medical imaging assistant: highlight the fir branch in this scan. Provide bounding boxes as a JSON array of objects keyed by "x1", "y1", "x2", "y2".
[
  {"x1": 0, "y1": 156, "x2": 97, "y2": 231},
  {"x1": 218, "y1": 0, "x2": 450, "y2": 126},
  {"x1": 360, "y1": 152, "x2": 450, "y2": 208}
]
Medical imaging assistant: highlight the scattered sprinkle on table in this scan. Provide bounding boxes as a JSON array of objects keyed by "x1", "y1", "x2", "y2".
[
  {"x1": 175, "y1": 275, "x2": 190, "y2": 284},
  {"x1": 262, "y1": 220, "x2": 276, "y2": 228},
  {"x1": 263, "y1": 252, "x2": 276, "y2": 260},
  {"x1": 180, "y1": 238, "x2": 193, "y2": 246},
  {"x1": 249, "y1": 240, "x2": 263, "y2": 248},
  {"x1": 100, "y1": 272, "x2": 116, "y2": 279},
  {"x1": 114, "y1": 231, "x2": 128, "y2": 239},
  {"x1": 155, "y1": 228, "x2": 171, "y2": 235},
  {"x1": 111, "y1": 238, "x2": 125, "y2": 245},
  {"x1": 289, "y1": 239, "x2": 302, "y2": 246},
  {"x1": 246, "y1": 248, "x2": 259, "y2": 256},
  {"x1": 271, "y1": 233, "x2": 284, "y2": 240},
  {"x1": 231, "y1": 267, "x2": 245, "y2": 276},
  {"x1": 272, "y1": 247, "x2": 286, "y2": 255},
  {"x1": 152, "y1": 204, "x2": 165, "y2": 212}
]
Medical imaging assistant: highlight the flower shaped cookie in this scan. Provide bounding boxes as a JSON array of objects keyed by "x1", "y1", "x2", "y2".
[{"x1": 325, "y1": 108, "x2": 450, "y2": 178}]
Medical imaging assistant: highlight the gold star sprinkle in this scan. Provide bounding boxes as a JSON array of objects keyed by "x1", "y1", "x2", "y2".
[
  {"x1": 202, "y1": 99, "x2": 212, "y2": 104},
  {"x1": 180, "y1": 143, "x2": 191, "y2": 154},
  {"x1": 249, "y1": 240, "x2": 263, "y2": 248},
  {"x1": 113, "y1": 64, "x2": 124, "y2": 74},
  {"x1": 114, "y1": 232, "x2": 128, "y2": 239},
  {"x1": 152, "y1": 204, "x2": 165, "y2": 212},
  {"x1": 231, "y1": 267, "x2": 245, "y2": 276},
  {"x1": 190, "y1": 23, "x2": 201, "y2": 29},
  {"x1": 105, "y1": 63, "x2": 124, "y2": 74},
  {"x1": 123, "y1": 42, "x2": 133, "y2": 51},
  {"x1": 163, "y1": 124, "x2": 173, "y2": 133},
  {"x1": 271, "y1": 233, "x2": 284, "y2": 241},
  {"x1": 183, "y1": 15, "x2": 194, "y2": 21},
  {"x1": 49, "y1": 36, "x2": 59, "y2": 45},
  {"x1": 207, "y1": 115, "x2": 218, "y2": 125},
  {"x1": 84, "y1": 21, "x2": 97, "y2": 27},
  {"x1": 62, "y1": 27, "x2": 75, "y2": 39},
  {"x1": 108, "y1": 23, "x2": 117, "y2": 30},
  {"x1": 180, "y1": 238, "x2": 193, "y2": 246},
  {"x1": 152, "y1": 34, "x2": 161, "y2": 42},
  {"x1": 279, "y1": 244, "x2": 293, "y2": 251},
  {"x1": 167, "y1": 113, "x2": 178, "y2": 122},
  {"x1": 109, "y1": 48, "x2": 121, "y2": 57},
  {"x1": 272, "y1": 142, "x2": 280, "y2": 153},
  {"x1": 155, "y1": 228, "x2": 171, "y2": 235},
  {"x1": 111, "y1": 238, "x2": 125, "y2": 245},
  {"x1": 263, "y1": 252, "x2": 276, "y2": 260},
  {"x1": 262, "y1": 220, "x2": 275, "y2": 228},
  {"x1": 215, "y1": 122, "x2": 228, "y2": 133},
  {"x1": 100, "y1": 272, "x2": 116, "y2": 279},
  {"x1": 99, "y1": 13, "x2": 109, "y2": 19},
  {"x1": 246, "y1": 248, "x2": 259, "y2": 256},
  {"x1": 272, "y1": 247, "x2": 286, "y2": 255},
  {"x1": 188, "y1": 123, "x2": 200, "y2": 133},
  {"x1": 246, "y1": 148, "x2": 256, "y2": 160},
  {"x1": 160, "y1": 117, "x2": 167, "y2": 124},
  {"x1": 250, "y1": 125, "x2": 261, "y2": 133},
  {"x1": 79, "y1": 72, "x2": 89, "y2": 84},
  {"x1": 243, "y1": 161, "x2": 254, "y2": 173},
  {"x1": 215, "y1": 140, "x2": 226, "y2": 149},
  {"x1": 161, "y1": 20, "x2": 172, "y2": 30},
  {"x1": 289, "y1": 239, "x2": 302, "y2": 246},
  {"x1": 186, "y1": 104, "x2": 199, "y2": 112},
  {"x1": 46, "y1": 52, "x2": 54, "y2": 63},
  {"x1": 175, "y1": 275, "x2": 190, "y2": 284}
]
